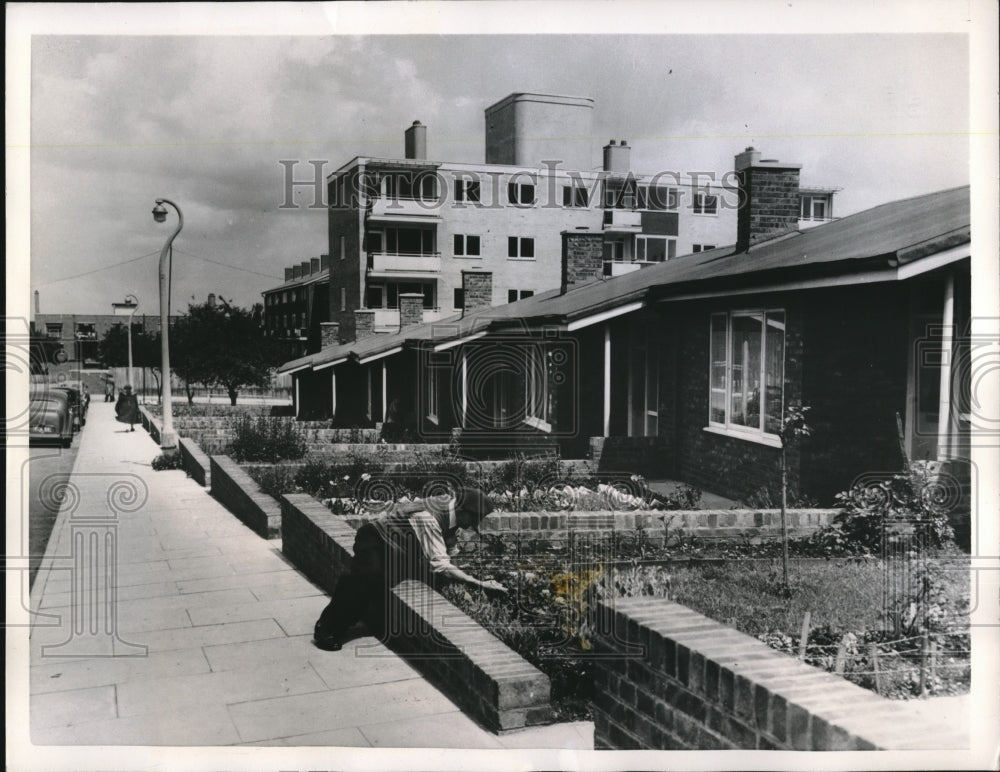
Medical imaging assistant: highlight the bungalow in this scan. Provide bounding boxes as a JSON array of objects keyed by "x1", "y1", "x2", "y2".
[{"x1": 280, "y1": 152, "x2": 970, "y2": 505}]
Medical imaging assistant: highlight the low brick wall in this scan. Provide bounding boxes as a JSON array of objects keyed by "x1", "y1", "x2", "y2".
[
  {"x1": 280, "y1": 493, "x2": 555, "y2": 732},
  {"x1": 390, "y1": 580, "x2": 553, "y2": 731},
  {"x1": 210, "y1": 455, "x2": 282, "y2": 538},
  {"x1": 345, "y1": 509, "x2": 836, "y2": 542},
  {"x1": 178, "y1": 437, "x2": 211, "y2": 487},
  {"x1": 591, "y1": 598, "x2": 967, "y2": 750},
  {"x1": 139, "y1": 406, "x2": 161, "y2": 444}
]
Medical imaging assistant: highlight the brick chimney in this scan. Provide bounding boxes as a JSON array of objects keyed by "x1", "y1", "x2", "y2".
[
  {"x1": 320, "y1": 253, "x2": 329, "y2": 270},
  {"x1": 461, "y1": 270, "x2": 493, "y2": 315},
  {"x1": 299, "y1": 260, "x2": 311, "y2": 277},
  {"x1": 398, "y1": 293, "x2": 424, "y2": 330},
  {"x1": 284, "y1": 267, "x2": 294, "y2": 281},
  {"x1": 320, "y1": 321, "x2": 340, "y2": 349},
  {"x1": 405, "y1": 120, "x2": 427, "y2": 160},
  {"x1": 603, "y1": 139, "x2": 631, "y2": 173},
  {"x1": 207, "y1": 293, "x2": 216, "y2": 307},
  {"x1": 291, "y1": 264, "x2": 301, "y2": 280},
  {"x1": 354, "y1": 309, "x2": 375, "y2": 339},
  {"x1": 561, "y1": 229, "x2": 604, "y2": 293},
  {"x1": 310, "y1": 257, "x2": 320, "y2": 274},
  {"x1": 735, "y1": 147, "x2": 802, "y2": 252}
]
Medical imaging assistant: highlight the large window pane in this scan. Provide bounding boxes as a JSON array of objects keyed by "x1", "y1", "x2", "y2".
[
  {"x1": 710, "y1": 314, "x2": 727, "y2": 424},
  {"x1": 730, "y1": 313, "x2": 762, "y2": 428},
  {"x1": 764, "y1": 312, "x2": 785, "y2": 434}
]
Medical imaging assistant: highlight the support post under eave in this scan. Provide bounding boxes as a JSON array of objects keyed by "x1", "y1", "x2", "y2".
[
  {"x1": 381, "y1": 360, "x2": 388, "y2": 423},
  {"x1": 294, "y1": 376, "x2": 300, "y2": 420},
  {"x1": 937, "y1": 273, "x2": 955, "y2": 460},
  {"x1": 603, "y1": 322, "x2": 612, "y2": 437},
  {"x1": 462, "y1": 350, "x2": 469, "y2": 429},
  {"x1": 331, "y1": 370, "x2": 337, "y2": 417}
]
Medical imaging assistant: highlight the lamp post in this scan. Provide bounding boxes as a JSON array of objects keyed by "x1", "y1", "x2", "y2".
[
  {"x1": 152, "y1": 198, "x2": 183, "y2": 450},
  {"x1": 111, "y1": 294, "x2": 139, "y2": 397}
]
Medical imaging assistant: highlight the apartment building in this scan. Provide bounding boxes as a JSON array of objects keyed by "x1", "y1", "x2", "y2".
[{"x1": 267, "y1": 93, "x2": 837, "y2": 348}]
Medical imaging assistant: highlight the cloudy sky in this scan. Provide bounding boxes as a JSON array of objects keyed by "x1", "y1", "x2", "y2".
[{"x1": 17, "y1": 7, "x2": 976, "y2": 316}]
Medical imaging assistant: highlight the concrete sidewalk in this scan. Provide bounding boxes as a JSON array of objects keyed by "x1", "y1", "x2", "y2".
[{"x1": 29, "y1": 402, "x2": 593, "y2": 748}]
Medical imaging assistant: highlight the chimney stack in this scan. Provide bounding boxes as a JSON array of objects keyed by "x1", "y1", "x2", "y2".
[
  {"x1": 734, "y1": 147, "x2": 802, "y2": 252},
  {"x1": 310, "y1": 257, "x2": 320, "y2": 274},
  {"x1": 354, "y1": 309, "x2": 375, "y2": 340},
  {"x1": 405, "y1": 120, "x2": 427, "y2": 160},
  {"x1": 461, "y1": 270, "x2": 493, "y2": 315},
  {"x1": 320, "y1": 321, "x2": 340, "y2": 349},
  {"x1": 398, "y1": 293, "x2": 425, "y2": 330},
  {"x1": 292, "y1": 264, "x2": 302, "y2": 280},
  {"x1": 561, "y1": 229, "x2": 604, "y2": 294},
  {"x1": 35, "y1": 290, "x2": 40, "y2": 315},
  {"x1": 285, "y1": 267, "x2": 294, "y2": 281},
  {"x1": 207, "y1": 293, "x2": 216, "y2": 307},
  {"x1": 320, "y1": 254, "x2": 329, "y2": 270},
  {"x1": 299, "y1": 260, "x2": 311, "y2": 277},
  {"x1": 603, "y1": 139, "x2": 631, "y2": 174}
]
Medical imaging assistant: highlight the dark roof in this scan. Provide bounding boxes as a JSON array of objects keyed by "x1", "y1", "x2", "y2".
[
  {"x1": 263, "y1": 268, "x2": 329, "y2": 295},
  {"x1": 280, "y1": 185, "x2": 969, "y2": 373}
]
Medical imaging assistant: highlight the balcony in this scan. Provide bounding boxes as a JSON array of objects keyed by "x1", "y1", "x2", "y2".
[
  {"x1": 367, "y1": 252, "x2": 442, "y2": 278},
  {"x1": 372, "y1": 307, "x2": 446, "y2": 334},
  {"x1": 368, "y1": 196, "x2": 442, "y2": 223},
  {"x1": 602, "y1": 209, "x2": 642, "y2": 232},
  {"x1": 602, "y1": 260, "x2": 662, "y2": 277}
]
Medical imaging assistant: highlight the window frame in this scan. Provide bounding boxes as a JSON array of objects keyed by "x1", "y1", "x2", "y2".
[
  {"x1": 524, "y1": 343, "x2": 552, "y2": 432},
  {"x1": 454, "y1": 288, "x2": 464, "y2": 310},
  {"x1": 454, "y1": 234, "x2": 481, "y2": 257},
  {"x1": 455, "y1": 178, "x2": 481, "y2": 204},
  {"x1": 507, "y1": 236, "x2": 535, "y2": 260},
  {"x1": 635, "y1": 235, "x2": 676, "y2": 263},
  {"x1": 706, "y1": 308, "x2": 786, "y2": 447},
  {"x1": 562, "y1": 183, "x2": 589, "y2": 208},
  {"x1": 507, "y1": 180, "x2": 536, "y2": 207},
  {"x1": 692, "y1": 190, "x2": 719, "y2": 216}
]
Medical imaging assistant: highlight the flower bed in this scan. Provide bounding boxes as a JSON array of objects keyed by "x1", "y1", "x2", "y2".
[{"x1": 438, "y1": 534, "x2": 970, "y2": 719}]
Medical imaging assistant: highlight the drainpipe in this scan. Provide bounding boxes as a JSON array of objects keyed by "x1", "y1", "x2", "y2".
[{"x1": 937, "y1": 274, "x2": 955, "y2": 460}]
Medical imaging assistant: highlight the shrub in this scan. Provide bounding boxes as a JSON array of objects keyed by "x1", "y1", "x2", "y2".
[
  {"x1": 803, "y1": 462, "x2": 956, "y2": 556},
  {"x1": 228, "y1": 415, "x2": 306, "y2": 462},
  {"x1": 249, "y1": 464, "x2": 298, "y2": 498},
  {"x1": 151, "y1": 451, "x2": 185, "y2": 471}
]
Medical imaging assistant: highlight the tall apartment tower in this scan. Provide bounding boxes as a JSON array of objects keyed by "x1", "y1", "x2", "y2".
[{"x1": 485, "y1": 93, "x2": 595, "y2": 171}]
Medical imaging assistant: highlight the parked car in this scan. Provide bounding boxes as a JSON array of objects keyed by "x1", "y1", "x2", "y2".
[
  {"x1": 53, "y1": 383, "x2": 88, "y2": 427},
  {"x1": 29, "y1": 392, "x2": 73, "y2": 447}
]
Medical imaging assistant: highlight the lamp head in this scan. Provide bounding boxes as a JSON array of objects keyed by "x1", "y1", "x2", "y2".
[{"x1": 152, "y1": 202, "x2": 167, "y2": 223}]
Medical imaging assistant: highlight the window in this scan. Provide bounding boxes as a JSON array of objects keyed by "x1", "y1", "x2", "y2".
[
  {"x1": 340, "y1": 287, "x2": 346, "y2": 312},
  {"x1": 384, "y1": 171, "x2": 438, "y2": 202},
  {"x1": 507, "y1": 181, "x2": 536, "y2": 206},
  {"x1": 508, "y1": 237, "x2": 534, "y2": 259},
  {"x1": 604, "y1": 179, "x2": 637, "y2": 210},
  {"x1": 603, "y1": 240, "x2": 626, "y2": 262},
  {"x1": 366, "y1": 230, "x2": 384, "y2": 253},
  {"x1": 455, "y1": 178, "x2": 481, "y2": 204},
  {"x1": 453, "y1": 234, "x2": 481, "y2": 257},
  {"x1": 339, "y1": 235, "x2": 346, "y2": 260},
  {"x1": 381, "y1": 227, "x2": 435, "y2": 255},
  {"x1": 693, "y1": 191, "x2": 718, "y2": 216},
  {"x1": 385, "y1": 282, "x2": 434, "y2": 309},
  {"x1": 635, "y1": 236, "x2": 676, "y2": 263},
  {"x1": 454, "y1": 288, "x2": 464, "y2": 309},
  {"x1": 637, "y1": 185, "x2": 678, "y2": 211},
  {"x1": 709, "y1": 310, "x2": 785, "y2": 440},
  {"x1": 562, "y1": 183, "x2": 589, "y2": 208},
  {"x1": 692, "y1": 244, "x2": 716, "y2": 253},
  {"x1": 366, "y1": 285, "x2": 385, "y2": 309},
  {"x1": 427, "y1": 360, "x2": 440, "y2": 423},
  {"x1": 45, "y1": 323, "x2": 62, "y2": 337},
  {"x1": 525, "y1": 344, "x2": 551, "y2": 431},
  {"x1": 507, "y1": 289, "x2": 534, "y2": 303},
  {"x1": 800, "y1": 195, "x2": 829, "y2": 220}
]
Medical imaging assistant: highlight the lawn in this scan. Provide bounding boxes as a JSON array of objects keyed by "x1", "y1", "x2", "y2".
[{"x1": 443, "y1": 540, "x2": 970, "y2": 719}]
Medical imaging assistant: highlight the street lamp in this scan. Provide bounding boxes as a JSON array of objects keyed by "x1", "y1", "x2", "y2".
[
  {"x1": 152, "y1": 198, "x2": 183, "y2": 450},
  {"x1": 111, "y1": 294, "x2": 139, "y2": 396}
]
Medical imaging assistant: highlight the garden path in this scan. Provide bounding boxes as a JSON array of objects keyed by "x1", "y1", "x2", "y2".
[{"x1": 24, "y1": 402, "x2": 593, "y2": 751}]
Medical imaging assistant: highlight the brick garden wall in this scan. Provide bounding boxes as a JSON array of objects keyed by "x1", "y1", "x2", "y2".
[
  {"x1": 209, "y1": 455, "x2": 283, "y2": 538},
  {"x1": 279, "y1": 493, "x2": 556, "y2": 732},
  {"x1": 592, "y1": 598, "x2": 966, "y2": 750}
]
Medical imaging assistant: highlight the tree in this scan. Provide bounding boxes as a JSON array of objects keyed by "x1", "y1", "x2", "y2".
[{"x1": 171, "y1": 299, "x2": 283, "y2": 405}]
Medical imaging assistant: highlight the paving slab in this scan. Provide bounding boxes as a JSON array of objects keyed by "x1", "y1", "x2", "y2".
[{"x1": 28, "y1": 402, "x2": 595, "y2": 750}]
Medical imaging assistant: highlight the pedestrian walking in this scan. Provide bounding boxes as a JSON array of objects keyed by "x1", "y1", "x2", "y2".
[
  {"x1": 105, "y1": 380, "x2": 115, "y2": 402},
  {"x1": 114, "y1": 385, "x2": 140, "y2": 432},
  {"x1": 313, "y1": 486, "x2": 504, "y2": 651}
]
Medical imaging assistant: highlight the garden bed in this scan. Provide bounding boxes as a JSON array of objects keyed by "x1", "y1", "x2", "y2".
[{"x1": 439, "y1": 536, "x2": 970, "y2": 719}]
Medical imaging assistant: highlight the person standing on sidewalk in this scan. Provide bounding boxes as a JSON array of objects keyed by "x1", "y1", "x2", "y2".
[
  {"x1": 114, "y1": 385, "x2": 140, "y2": 432},
  {"x1": 314, "y1": 485, "x2": 505, "y2": 651}
]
